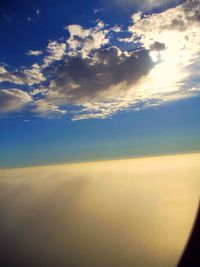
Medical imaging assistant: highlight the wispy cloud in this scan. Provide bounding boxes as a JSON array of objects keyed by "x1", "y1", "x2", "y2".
[
  {"x1": 94, "y1": 8, "x2": 104, "y2": 14},
  {"x1": 36, "y1": 9, "x2": 40, "y2": 17},
  {"x1": 26, "y1": 50, "x2": 43, "y2": 56},
  {"x1": 101, "y1": 0, "x2": 179, "y2": 11}
]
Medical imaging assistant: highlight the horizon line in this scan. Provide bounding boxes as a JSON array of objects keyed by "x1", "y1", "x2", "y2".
[{"x1": 1, "y1": 149, "x2": 200, "y2": 170}]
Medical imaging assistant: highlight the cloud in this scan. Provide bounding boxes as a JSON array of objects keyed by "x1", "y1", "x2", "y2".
[
  {"x1": 65, "y1": 21, "x2": 109, "y2": 58},
  {"x1": 132, "y1": 11, "x2": 142, "y2": 23},
  {"x1": 0, "y1": 153, "x2": 199, "y2": 267},
  {"x1": 0, "y1": 89, "x2": 32, "y2": 113},
  {"x1": 36, "y1": 9, "x2": 40, "y2": 17},
  {"x1": 31, "y1": 2, "x2": 200, "y2": 119},
  {"x1": 0, "y1": 66, "x2": 7, "y2": 74},
  {"x1": 26, "y1": 50, "x2": 43, "y2": 56},
  {"x1": 149, "y1": 41, "x2": 166, "y2": 51},
  {"x1": 94, "y1": 8, "x2": 104, "y2": 14},
  {"x1": 32, "y1": 99, "x2": 66, "y2": 117},
  {"x1": 34, "y1": 47, "x2": 153, "y2": 119},
  {"x1": 123, "y1": 1, "x2": 200, "y2": 101},
  {"x1": 128, "y1": 2, "x2": 200, "y2": 36},
  {"x1": 0, "y1": 1, "x2": 200, "y2": 120},
  {"x1": 0, "y1": 64, "x2": 45, "y2": 86},
  {"x1": 43, "y1": 41, "x2": 67, "y2": 67},
  {"x1": 101, "y1": 0, "x2": 178, "y2": 11},
  {"x1": 49, "y1": 47, "x2": 152, "y2": 100}
]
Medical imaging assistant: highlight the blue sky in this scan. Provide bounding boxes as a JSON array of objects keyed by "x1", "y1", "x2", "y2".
[{"x1": 0, "y1": 0, "x2": 200, "y2": 167}]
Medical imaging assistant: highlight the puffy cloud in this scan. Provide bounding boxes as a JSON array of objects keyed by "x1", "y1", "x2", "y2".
[
  {"x1": 43, "y1": 41, "x2": 67, "y2": 67},
  {"x1": 0, "y1": 2, "x2": 200, "y2": 120},
  {"x1": 0, "y1": 64, "x2": 45, "y2": 86},
  {"x1": 123, "y1": 1, "x2": 200, "y2": 103},
  {"x1": 0, "y1": 89, "x2": 32, "y2": 113},
  {"x1": 128, "y1": 2, "x2": 200, "y2": 37},
  {"x1": 31, "y1": 3, "x2": 200, "y2": 120},
  {"x1": 36, "y1": 47, "x2": 153, "y2": 119},
  {"x1": 132, "y1": 12, "x2": 142, "y2": 23},
  {"x1": 23, "y1": 64, "x2": 46, "y2": 84},
  {"x1": 26, "y1": 50, "x2": 43, "y2": 56},
  {"x1": 48, "y1": 47, "x2": 152, "y2": 99},
  {"x1": 65, "y1": 21, "x2": 110, "y2": 58}
]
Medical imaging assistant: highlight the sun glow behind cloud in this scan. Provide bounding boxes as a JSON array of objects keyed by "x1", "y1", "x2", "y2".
[
  {"x1": 126, "y1": 3, "x2": 200, "y2": 105},
  {"x1": 0, "y1": 1, "x2": 200, "y2": 120}
]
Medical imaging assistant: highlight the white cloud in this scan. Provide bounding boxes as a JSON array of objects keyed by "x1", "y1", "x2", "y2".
[
  {"x1": 0, "y1": 64, "x2": 45, "y2": 86},
  {"x1": 112, "y1": 25, "x2": 122, "y2": 33},
  {"x1": 43, "y1": 41, "x2": 67, "y2": 67},
  {"x1": 132, "y1": 11, "x2": 142, "y2": 23},
  {"x1": 0, "y1": 66, "x2": 7, "y2": 74},
  {"x1": 65, "y1": 22, "x2": 109, "y2": 58},
  {"x1": 26, "y1": 50, "x2": 43, "y2": 56},
  {"x1": 49, "y1": 2, "x2": 199, "y2": 120},
  {"x1": 0, "y1": 2, "x2": 200, "y2": 120},
  {"x1": 125, "y1": 2, "x2": 200, "y2": 101},
  {"x1": 24, "y1": 63, "x2": 46, "y2": 84}
]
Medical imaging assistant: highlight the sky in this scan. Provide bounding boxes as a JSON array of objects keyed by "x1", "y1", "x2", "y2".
[{"x1": 0, "y1": 0, "x2": 200, "y2": 167}]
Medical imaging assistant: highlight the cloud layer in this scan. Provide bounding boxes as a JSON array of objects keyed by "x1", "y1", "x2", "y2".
[
  {"x1": 0, "y1": 153, "x2": 199, "y2": 267},
  {"x1": 0, "y1": 1, "x2": 200, "y2": 120}
]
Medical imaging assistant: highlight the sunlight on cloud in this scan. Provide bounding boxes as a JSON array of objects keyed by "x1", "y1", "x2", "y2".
[
  {"x1": 26, "y1": 50, "x2": 43, "y2": 56},
  {"x1": 0, "y1": 153, "x2": 199, "y2": 267},
  {"x1": 0, "y1": 2, "x2": 200, "y2": 119},
  {"x1": 125, "y1": 2, "x2": 200, "y2": 103}
]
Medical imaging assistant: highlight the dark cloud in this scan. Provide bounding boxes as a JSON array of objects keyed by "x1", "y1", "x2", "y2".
[
  {"x1": 149, "y1": 41, "x2": 166, "y2": 51},
  {"x1": 0, "y1": 1, "x2": 199, "y2": 119},
  {"x1": 183, "y1": 1, "x2": 200, "y2": 22},
  {"x1": 45, "y1": 47, "x2": 153, "y2": 104}
]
